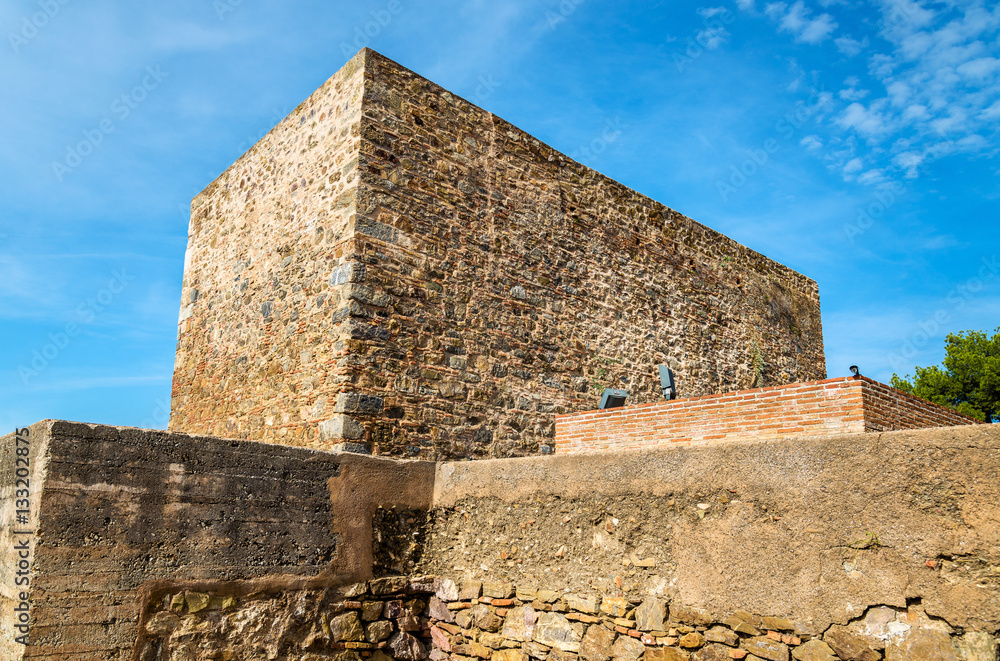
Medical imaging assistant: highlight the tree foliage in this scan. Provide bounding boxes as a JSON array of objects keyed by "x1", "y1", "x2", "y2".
[{"x1": 891, "y1": 328, "x2": 1000, "y2": 423}]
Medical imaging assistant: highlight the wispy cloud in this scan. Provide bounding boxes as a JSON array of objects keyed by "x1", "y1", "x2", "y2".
[
  {"x1": 765, "y1": 1, "x2": 838, "y2": 44},
  {"x1": 835, "y1": 35, "x2": 868, "y2": 56}
]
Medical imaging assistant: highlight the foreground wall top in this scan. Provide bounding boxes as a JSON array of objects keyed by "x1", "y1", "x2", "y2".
[
  {"x1": 170, "y1": 48, "x2": 826, "y2": 460},
  {"x1": 5, "y1": 421, "x2": 1000, "y2": 658}
]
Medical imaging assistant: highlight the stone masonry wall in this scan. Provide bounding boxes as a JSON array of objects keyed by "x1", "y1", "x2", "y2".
[
  {"x1": 327, "y1": 50, "x2": 824, "y2": 459},
  {"x1": 554, "y1": 376, "x2": 979, "y2": 454},
  {"x1": 136, "y1": 575, "x2": 999, "y2": 661},
  {"x1": 169, "y1": 49, "x2": 368, "y2": 447},
  {"x1": 169, "y1": 49, "x2": 825, "y2": 459}
]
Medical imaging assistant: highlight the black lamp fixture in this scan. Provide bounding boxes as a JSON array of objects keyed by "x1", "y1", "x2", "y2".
[
  {"x1": 598, "y1": 388, "x2": 628, "y2": 409},
  {"x1": 658, "y1": 365, "x2": 677, "y2": 400},
  {"x1": 849, "y1": 365, "x2": 861, "y2": 377}
]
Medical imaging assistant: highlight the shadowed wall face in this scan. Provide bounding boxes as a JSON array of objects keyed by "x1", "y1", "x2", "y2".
[
  {"x1": 0, "y1": 422, "x2": 346, "y2": 660},
  {"x1": 170, "y1": 49, "x2": 825, "y2": 459}
]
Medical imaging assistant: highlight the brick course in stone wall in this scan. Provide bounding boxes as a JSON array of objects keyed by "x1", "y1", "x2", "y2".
[
  {"x1": 554, "y1": 376, "x2": 980, "y2": 453},
  {"x1": 169, "y1": 49, "x2": 825, "y2": 459}
]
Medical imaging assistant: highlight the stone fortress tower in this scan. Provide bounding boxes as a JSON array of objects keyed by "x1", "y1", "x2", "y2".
[{"x1": 168, "y1": 48, "x2": 825, "y2": 459}]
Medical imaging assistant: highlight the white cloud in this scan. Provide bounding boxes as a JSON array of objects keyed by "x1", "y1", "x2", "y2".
[
  {"x1": 838, "y1": 102, "x2": 889, "y2": 137},
  {"x1": 736, "y1": 0, "x2": 756, "y2": 11},
  {"x1": 957, "y1": 57, "x2": 1000, "y2": 79},
  {"x1": 857, "y1": 169, "x2": 887, "y2": 185},
  {"x1": 800, "y1": 135, "x2": 824, "y2": 150},
  {"x1": 699, "y1": 7, "x2": 729, "y2": 18},
  {"x1": 835, "y1": 35, "x2": 868, "y2": 56},
  {"x1": 843, "y1": 157, "x2": 864, "y2": 173},
  {"x1": 810, "y1": 1, "x2": 1000, "y2": 181},
  {"x1": 697, "y1": 26, "x2": 731, "y2": 49},
  {"x1": 894, "y1": 151, "x2": 924, "y2": 178},
  {"x1": 980, "y1": 100, "x2": 1000, "y2": 120},
  {"x1": 766, "y1": 1, "x2": 838, "y2": 44},
  {"x1": 839, "y1": 86, "x2": 870, "y2": 101},
  {"x1": 902, "y1": 104, "x2": 929, "y2": 121}
]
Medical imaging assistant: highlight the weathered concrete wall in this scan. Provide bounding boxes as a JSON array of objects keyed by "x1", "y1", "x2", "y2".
[
  {"x1": 169, "y1": 49, "x2": 825, "y2": 459},
  {"x1": 427, "y1": 424, "x2": 1000, "y2": 636},
  {"x1": 0, "y1": 421, "x2": 364, "y2": 659},
  {"x1": 3, "y1": 421, "x2": 999, "y2": 659}
]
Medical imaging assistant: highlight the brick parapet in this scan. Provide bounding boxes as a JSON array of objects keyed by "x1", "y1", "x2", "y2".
[{"x1": 555, "y1": 376, "x2": 981, "y2": 453}]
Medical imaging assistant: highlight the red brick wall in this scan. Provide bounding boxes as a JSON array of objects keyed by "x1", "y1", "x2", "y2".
[
  {"x1": 555, "y1": 377, "x2": 980, "y2": 453},
  {"x1": 859, "y1": 376, "x2": 982, "y2": 431}
]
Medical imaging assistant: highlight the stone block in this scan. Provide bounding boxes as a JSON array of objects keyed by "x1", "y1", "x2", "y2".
[
  {"x1": 319, "y1": 414, "x2": 366, "y2": 441},
  {"x1": 331, "y1": 261, "x2": 367, "y2": 285},
  {"x1": 334, "y1": 392, "x2": 385, "y2": 415}
]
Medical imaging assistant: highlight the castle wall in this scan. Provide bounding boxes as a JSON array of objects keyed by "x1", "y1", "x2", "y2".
[
  {"x1": 337, "y1": 50, "x2": 824, "y2": 459},
  {"x1": 169, "y1": 49, "x2": 824, "y2": 458},
  {"x1": 168, "y1": 50, "x2": 368, "y2": 446},
  {"x1": 138, "y1": 576, "x2": 998, "y2": 661},
  {"x1": 427, "y1": 424, "x2": 1000, "y2": 635}
]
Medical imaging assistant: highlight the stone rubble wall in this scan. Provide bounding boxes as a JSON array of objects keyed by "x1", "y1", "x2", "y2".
[
  {"x1": 555, "y1": 376, "x2": 980, "y2": 453},
  {"x1": 136, "y1": 575, "x2": 999, "y2": 661},
  {"x1": 336, "y1": 50, "x2": 825, "y2": 459},
  {"x1": 168, "y1": 48, "x2": 368, "y2": 447},
  {"x1": 169, "y1": 48, "x2": 826, "y2": 458}
]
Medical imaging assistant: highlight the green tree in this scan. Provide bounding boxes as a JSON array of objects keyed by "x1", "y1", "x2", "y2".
[{"x1": 891, "y1": 328, "x2": 1000, "y2": 423}]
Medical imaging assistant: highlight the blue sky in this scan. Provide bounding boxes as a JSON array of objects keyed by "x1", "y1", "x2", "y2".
[{"x1": 1, "y1": 0, "x2": 997, "y2": 431}]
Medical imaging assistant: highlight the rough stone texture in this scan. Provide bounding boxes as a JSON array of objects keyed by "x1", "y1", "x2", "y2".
[
  {"x1": 0, "y1": 421, "x2": 344, "y2": 660},
  {"x1": 743, "y1": 637, "x2": 789, "y2": 661},
  {"x1": 169, "y1": 48, "x2": 825, "y2": 458},
  {"x1": 389, "y1": 630, "x2": 428, "y2": 660},
  {"x1": 823, "y1": 625, "x2": 881, "y2": 661},
  {"x1": 693, "y1": 645, "x2": 735, "y2": 661},
  {"x1": 505, "y1": 605, "x2": 539, "y2": 641},
  {"x1": 643, "y1": 647, "x2": 691, "y2": 661},
  {"x1": 535, "y1": 612, "x2": 584, "y2": 652},
  {"x1": 647, "y1": 649, "x2": 691, "y2": 661},
  {"x1": 956, "y1": 632, "x2": 998, "y2": 661},
  {"x1": 636, "y1": 598, "x2": 667, "y2": 631},
  {"x1": 425, "y1": 425, "x2": 1000, "y2": 634},
  {"x1": 705, "y1": 627, "x2": 739, "y2": 647},
  {"x1": 885, "y1": 628, "x2": 957, "y2": 661},
  {"x1": 579, "y1": 621, "x2": 617, "y2": 661},
  {"x1": 612, "y1": 635, "x2": 647, "y2": 661},
  {"x1": 330, "y1": 611, "x2": 365, "y2": 641},
  {"x1": 790, "y1": 640, "x2": 838, "y2": 661}
]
